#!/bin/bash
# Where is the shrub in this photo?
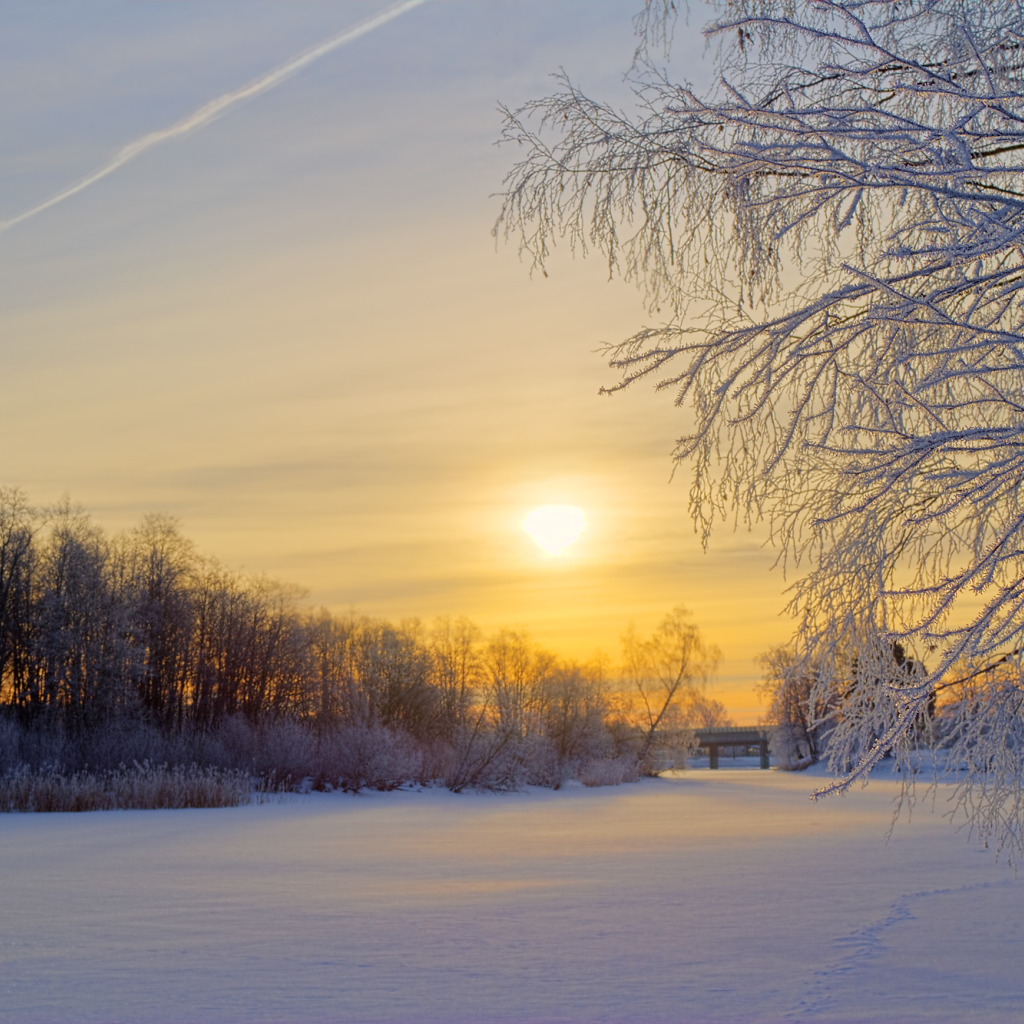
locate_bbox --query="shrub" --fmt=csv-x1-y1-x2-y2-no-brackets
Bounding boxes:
316,725,423,792
0,716,21,773
443,725,523,792
578,755,641,788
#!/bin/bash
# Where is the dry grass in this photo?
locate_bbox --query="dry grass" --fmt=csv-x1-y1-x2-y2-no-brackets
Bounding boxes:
0,762,253,812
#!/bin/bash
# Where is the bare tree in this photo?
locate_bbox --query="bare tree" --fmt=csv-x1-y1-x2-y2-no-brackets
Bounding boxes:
32,500,139,727
619,606,719,772
497,0,1024,850
0,489,39,720
304,609,351,735
540,660,611,772
485,628,553,741
120,514,198,730
428,616,482,739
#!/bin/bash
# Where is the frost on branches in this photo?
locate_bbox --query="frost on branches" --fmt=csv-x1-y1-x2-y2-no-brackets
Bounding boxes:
496,0,1024,853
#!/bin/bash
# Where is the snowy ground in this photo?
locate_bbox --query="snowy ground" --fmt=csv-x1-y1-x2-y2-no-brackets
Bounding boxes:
2,767,1021,1024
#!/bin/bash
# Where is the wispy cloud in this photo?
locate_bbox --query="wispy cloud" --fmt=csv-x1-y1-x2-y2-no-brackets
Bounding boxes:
0,0,426,236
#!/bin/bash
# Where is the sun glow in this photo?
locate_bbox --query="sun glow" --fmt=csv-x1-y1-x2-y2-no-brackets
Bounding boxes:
523,505,586,555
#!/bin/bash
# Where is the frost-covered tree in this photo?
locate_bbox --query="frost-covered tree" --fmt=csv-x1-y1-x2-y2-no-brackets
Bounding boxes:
496,0,1024,850
759,646,834,769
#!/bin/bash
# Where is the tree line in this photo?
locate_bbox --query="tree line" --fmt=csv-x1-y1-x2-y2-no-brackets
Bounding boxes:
0,489,727,793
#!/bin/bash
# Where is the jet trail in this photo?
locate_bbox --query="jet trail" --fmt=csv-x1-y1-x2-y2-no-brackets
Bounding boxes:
0,0,426,235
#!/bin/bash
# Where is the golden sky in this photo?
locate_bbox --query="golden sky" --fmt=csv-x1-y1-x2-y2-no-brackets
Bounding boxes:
0,1,792,719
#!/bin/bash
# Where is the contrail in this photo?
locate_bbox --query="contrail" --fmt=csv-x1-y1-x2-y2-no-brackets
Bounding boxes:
0,0,426,235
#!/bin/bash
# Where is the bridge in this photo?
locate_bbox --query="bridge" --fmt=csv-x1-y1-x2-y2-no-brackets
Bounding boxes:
693,727,771,769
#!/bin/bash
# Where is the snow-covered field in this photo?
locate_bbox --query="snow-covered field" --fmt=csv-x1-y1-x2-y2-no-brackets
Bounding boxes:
2,767,1021,1024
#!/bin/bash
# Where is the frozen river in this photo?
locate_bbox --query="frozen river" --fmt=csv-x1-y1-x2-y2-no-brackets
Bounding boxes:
2,768,1021,1023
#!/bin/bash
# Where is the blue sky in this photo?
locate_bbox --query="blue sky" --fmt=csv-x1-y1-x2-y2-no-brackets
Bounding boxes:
0,1,787,717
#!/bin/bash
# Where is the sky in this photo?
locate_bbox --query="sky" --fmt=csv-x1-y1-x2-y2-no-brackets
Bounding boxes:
0,0,790,719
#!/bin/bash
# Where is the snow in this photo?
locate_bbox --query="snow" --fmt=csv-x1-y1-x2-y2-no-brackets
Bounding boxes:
2,768,1021,1024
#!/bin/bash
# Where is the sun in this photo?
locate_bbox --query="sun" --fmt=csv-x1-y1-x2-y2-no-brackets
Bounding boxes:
523,505,586,555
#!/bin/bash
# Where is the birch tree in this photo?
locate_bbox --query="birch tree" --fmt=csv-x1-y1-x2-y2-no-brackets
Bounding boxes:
496,0,1024,850
619,606,718,772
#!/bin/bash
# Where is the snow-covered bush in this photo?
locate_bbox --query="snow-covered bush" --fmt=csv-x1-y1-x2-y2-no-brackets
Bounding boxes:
251,719,317,786
316,725,423,792
578,755,640,788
